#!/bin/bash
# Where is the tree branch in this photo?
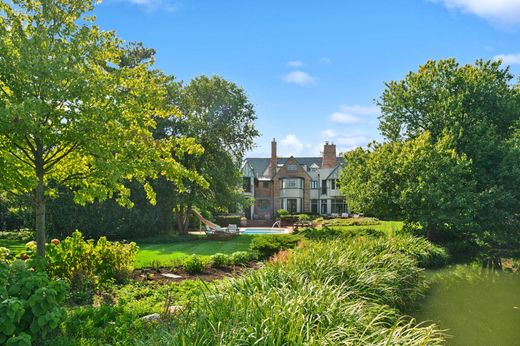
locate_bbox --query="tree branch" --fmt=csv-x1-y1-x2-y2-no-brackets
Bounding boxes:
43,143,78,172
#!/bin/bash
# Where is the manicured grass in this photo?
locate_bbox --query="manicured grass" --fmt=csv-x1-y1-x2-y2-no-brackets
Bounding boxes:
135,235,255,268
326,220,404,236
0,239,25,255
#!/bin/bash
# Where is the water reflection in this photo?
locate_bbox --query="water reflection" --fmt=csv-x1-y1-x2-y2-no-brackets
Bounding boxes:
412,264,520,345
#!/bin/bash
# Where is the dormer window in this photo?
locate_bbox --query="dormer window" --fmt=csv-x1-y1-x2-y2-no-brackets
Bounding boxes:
288,164,297,172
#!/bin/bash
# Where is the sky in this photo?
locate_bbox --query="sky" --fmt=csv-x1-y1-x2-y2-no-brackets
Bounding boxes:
93,0,520,157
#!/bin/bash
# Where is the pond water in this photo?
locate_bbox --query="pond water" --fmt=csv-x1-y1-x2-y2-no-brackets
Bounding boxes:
411,264,520,345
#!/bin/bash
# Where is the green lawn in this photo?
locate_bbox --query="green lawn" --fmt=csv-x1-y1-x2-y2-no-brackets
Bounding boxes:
0,239,26,255
135,235,255,268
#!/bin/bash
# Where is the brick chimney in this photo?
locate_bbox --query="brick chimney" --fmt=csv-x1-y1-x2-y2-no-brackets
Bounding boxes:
322,142,337,168
270,138,277,177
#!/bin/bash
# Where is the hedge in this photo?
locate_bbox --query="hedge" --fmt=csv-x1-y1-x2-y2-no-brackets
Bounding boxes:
215,216,241,227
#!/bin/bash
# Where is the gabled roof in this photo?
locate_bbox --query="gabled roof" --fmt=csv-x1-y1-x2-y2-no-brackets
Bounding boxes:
244,157,344,178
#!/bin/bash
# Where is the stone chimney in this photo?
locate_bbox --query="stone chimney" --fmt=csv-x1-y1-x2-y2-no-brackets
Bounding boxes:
322,142,337,168
270,138,277,177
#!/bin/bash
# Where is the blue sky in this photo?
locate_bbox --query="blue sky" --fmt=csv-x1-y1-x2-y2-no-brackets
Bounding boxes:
94,0,520,157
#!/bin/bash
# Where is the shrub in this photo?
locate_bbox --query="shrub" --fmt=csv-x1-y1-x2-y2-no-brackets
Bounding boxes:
0,247,13,264
230,251,256,265
26,231,138,303
215,215,241,227
250,235,301,258
323,217,380,227
297,214,311,222
0,230,35,242
211,253,231,267
300,227,386,240
183,256,204,274
276,209,289,217
0,259,68,345
279,215,299,226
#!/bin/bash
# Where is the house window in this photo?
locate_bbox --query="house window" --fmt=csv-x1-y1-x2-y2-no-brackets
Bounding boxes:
321,180,327,195
243,177,251,192
288,164,297,172
311,199,318,214
321,200,328,214
288,179,297,188
258,199,270,211
262,181,269,188
311,180,318,189
330,179,337,190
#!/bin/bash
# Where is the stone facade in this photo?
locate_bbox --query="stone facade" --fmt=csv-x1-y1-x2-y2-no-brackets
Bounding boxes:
242,139,348,220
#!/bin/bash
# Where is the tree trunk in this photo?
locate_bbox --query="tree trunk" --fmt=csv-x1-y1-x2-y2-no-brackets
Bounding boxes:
35,175,46,257
176,205,190,235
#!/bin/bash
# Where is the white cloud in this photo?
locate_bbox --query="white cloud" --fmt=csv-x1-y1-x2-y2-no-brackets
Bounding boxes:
280,134,304,156
321,129,337,139
330,104,380,124
330,112,362,124
282,70,316,86
120,0,177,12
493,52,520,65
319,57,331,64
433,0,520,26
287,60,304,67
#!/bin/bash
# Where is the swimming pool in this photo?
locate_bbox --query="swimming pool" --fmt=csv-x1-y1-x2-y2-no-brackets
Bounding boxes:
241,228,289,235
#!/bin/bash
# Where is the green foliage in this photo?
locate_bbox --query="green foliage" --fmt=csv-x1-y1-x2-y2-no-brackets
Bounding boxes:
137,236,444,344
215,215,241,227
376,58,520,245
250,234,301,258
340,132,478,238
0,0,205,256
230,251,257,265
183,255,204,274
0,247,13,264
0,260,68,345
210,253,231,267
276,209,289,217
323,217,380,227
300,227,386,240
156,76,259,233
27,231,137,303
0,231,34,243
297,214,310,222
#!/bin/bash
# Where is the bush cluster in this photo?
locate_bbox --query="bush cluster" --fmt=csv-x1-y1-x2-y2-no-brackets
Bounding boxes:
183,256,204,274
0,230,35,242
323,217,380,227
25,231,138,303
299,227,386,240
250,234,301,258
0,259,68,345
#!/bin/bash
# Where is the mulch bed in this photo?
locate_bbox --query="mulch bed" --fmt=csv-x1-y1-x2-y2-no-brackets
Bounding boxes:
133,262,263,283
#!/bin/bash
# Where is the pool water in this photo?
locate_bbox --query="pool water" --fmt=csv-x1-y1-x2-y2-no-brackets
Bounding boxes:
241,228,289,235
410,264,520,345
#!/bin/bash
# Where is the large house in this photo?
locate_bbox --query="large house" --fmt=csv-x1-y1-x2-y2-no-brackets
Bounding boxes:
242,139,348,220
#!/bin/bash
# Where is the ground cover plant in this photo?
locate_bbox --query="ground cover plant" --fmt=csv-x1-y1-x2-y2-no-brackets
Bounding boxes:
0,259,68,345
129,234,446,345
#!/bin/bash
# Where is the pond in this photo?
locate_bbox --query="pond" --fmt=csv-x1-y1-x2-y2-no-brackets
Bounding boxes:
411,264,520,345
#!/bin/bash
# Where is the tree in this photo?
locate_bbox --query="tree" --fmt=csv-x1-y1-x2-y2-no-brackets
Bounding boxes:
156,76,259,234
0,0,202,255
377,59,520,243
340,132,478,240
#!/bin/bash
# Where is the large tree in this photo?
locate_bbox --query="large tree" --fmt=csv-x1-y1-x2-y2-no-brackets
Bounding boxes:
0,0,201,255
376,59,520,244
156,76,259,234
340,132,477,239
